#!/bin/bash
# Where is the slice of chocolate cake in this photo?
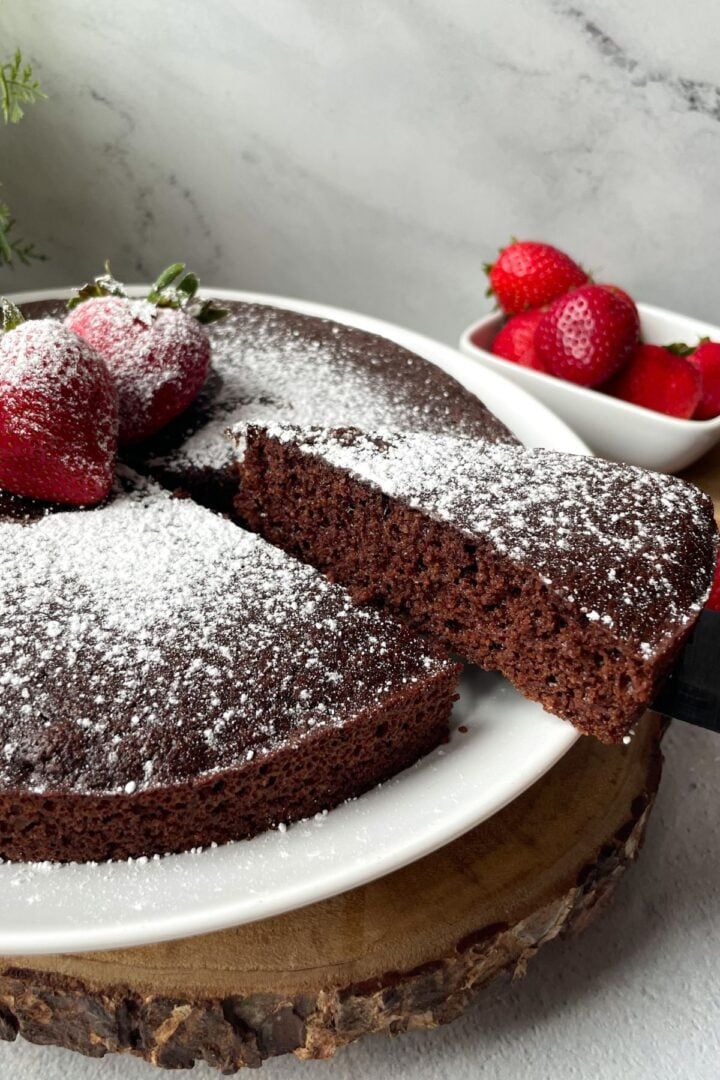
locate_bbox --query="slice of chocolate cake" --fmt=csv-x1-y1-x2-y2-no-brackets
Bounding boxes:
0,472,458,863
235,424,718,743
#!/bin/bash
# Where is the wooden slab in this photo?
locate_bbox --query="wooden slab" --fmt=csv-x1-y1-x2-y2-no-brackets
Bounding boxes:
0,715,663,1072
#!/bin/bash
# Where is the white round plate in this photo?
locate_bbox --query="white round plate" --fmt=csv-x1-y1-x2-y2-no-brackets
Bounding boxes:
0,288,589,956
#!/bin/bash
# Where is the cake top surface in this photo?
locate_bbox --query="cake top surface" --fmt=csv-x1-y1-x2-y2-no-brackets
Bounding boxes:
246,424,718,654
0,472,449,797
128,300,517,480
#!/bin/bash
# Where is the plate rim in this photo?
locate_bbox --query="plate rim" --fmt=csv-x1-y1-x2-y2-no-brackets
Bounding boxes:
0,286,585,955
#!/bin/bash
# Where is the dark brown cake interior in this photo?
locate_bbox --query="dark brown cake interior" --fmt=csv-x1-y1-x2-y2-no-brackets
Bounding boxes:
0,671,454,863
236,426,718,743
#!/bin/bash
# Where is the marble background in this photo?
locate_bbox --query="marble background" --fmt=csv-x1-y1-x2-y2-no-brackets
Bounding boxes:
2,3,720,1078
3,0,720,343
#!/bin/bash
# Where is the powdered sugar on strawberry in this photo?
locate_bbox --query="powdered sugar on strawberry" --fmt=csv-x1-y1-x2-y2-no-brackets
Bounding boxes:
66,296,210,445
0,319,117,505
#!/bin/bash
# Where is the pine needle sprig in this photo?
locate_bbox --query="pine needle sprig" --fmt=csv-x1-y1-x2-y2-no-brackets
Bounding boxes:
1,48,46,124
0,201,46,266
1,49,46,266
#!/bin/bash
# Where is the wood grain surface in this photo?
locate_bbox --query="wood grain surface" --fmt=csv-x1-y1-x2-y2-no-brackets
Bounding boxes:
0,715,663,1071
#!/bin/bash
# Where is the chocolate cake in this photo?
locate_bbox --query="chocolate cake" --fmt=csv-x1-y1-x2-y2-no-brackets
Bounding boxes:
132,301,518,508
0,472,458,863
235,424,718,743
0,296,513,864
6,293,714,865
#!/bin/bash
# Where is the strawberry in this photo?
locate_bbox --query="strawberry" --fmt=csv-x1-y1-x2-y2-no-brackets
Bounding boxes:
485,241,587,315
605,344,701,418
488,309,546,370
601,284,640,335
688,339,720,420
705,551,720,611
0,298,118,505
65,263,227,445
535,284,639,387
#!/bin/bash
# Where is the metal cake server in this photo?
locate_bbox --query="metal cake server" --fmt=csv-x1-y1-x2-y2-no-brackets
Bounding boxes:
654,609,720,733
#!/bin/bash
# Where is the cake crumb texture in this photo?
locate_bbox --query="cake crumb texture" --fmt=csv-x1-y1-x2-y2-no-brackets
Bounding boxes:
235,425,718,742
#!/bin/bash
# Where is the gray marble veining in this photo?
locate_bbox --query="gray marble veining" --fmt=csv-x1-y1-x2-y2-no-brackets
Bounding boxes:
1,4,720,1078
2,0,720,343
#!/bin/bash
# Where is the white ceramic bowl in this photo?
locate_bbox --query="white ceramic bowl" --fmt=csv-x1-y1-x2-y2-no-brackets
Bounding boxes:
460,302,720,473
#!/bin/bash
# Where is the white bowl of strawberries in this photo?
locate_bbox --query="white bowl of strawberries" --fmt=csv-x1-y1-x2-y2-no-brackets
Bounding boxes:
460,241,720,473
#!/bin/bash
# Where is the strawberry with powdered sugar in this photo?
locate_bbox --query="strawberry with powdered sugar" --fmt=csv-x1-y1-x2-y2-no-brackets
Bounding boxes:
0,298,118,505
66,263,227,445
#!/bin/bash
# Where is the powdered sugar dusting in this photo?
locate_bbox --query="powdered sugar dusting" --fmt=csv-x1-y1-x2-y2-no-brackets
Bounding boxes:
1,320,85,391
0,319,117,502
65,296,209,443
0,471,448,797
254,425,717,653
148,302,514,479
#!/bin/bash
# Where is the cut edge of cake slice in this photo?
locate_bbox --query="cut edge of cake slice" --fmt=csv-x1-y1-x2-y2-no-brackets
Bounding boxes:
0,470,459,863
232,423,718,744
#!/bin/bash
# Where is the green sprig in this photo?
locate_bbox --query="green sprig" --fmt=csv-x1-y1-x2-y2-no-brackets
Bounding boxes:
0,201,46,267
1,49,46,268
1,48,46,124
